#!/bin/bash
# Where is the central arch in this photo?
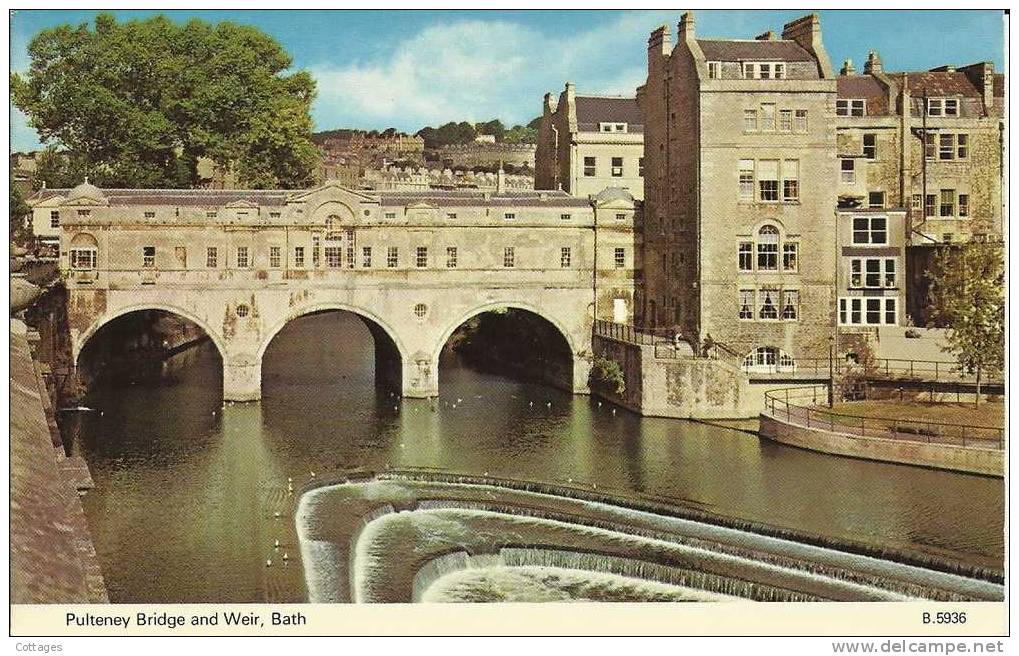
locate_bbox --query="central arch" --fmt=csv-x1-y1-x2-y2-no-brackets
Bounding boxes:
258,303,409,394
433,301,579,393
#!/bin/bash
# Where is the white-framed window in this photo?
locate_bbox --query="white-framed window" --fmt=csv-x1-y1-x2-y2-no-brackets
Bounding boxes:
446,246,457,268
446,212,457,219
503,246,515,268
840,158,856,183
206,246,218,268
738,289,754,320
851,216,887,245
707,61,721,79
70,248,97,270
781,290,799,320
294,246,304,268
237,246,250,269
839,297,897,325
324,246,342,268
779,109,793,132
927,98,959,117
794,109,808,132
561,246,571,268
560,213,571,221
939,189,956,217
614,247,625,268
925,194,937,218
782,159,799,202
77,209,91,217
744,109,758,132
362,246,371,268
936,133,969,160
584,156,596,176
756,225,779,270
958,194,970,217
387,246,398,268
757,159,779,201
738,159,755,201
738,242,753,271
760,103,776,131
868,191,886,209
269,246,281,268
742,346,795,373
783,242,798,271
144,211,156,219
312,236,321,267
611,157,623,177
143,246,156,268
416,246,428,268
743,62,785,79
504,212,516,220
850,258,897,288
863,133,877,159
384,212,396,220
50,211,60,228
836,99,866,117
758,288,780,320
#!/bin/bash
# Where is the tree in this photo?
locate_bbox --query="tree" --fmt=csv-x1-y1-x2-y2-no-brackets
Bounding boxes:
926,241,1004,405
475,119,505,140
10,177,32,245
12,13,319,189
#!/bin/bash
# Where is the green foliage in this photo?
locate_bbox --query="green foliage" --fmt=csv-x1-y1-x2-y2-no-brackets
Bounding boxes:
416,121,477,149
589,355,625,396
12,13,318,189
926,242,1005,401
475,119,505,139
502,123,538,144
10,177,32,245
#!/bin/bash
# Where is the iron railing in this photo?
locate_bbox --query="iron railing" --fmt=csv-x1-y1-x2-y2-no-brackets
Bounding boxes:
763,385,1003,451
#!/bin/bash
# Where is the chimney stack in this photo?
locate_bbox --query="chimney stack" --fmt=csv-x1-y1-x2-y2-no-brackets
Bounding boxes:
841,59,856,76
755,30,776,41
864,50,883,74
496,163,506,194
782,13,833,78
648,24,672,60
678,11,695,43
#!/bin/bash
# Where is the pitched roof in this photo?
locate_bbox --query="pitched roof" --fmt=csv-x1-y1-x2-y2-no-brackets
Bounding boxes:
574,96,643,130
837,75,890,115
896,71,983,97
697,38,815,62
32,188,291,207
379,189,591,207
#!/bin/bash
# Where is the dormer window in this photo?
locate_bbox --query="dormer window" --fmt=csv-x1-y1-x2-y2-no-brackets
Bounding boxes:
707,61,721,79
599,122,628,133
742,62,785,79
927,98,959,117
837,99,866,117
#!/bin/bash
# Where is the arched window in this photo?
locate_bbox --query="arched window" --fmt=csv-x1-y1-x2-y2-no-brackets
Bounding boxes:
742,346,796,374
325,214,342,241
756,225,779,270
69,232,98,270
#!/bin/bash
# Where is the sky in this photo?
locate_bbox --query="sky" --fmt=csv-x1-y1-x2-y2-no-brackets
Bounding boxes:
9,9,1006,152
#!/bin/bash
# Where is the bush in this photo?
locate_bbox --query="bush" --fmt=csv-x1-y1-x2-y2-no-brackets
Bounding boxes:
589,355,625,395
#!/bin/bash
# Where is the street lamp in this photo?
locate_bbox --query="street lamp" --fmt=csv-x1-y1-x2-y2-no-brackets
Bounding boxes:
828,334,835,408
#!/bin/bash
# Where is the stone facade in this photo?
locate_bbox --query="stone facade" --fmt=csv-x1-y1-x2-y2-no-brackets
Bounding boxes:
535,84,645,200
437,142,536,170
835,53,1004,244
38,180,639,402
360,165,533,192
638,12,838,374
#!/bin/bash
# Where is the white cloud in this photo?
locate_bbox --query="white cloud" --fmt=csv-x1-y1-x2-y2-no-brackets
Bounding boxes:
308,11,680,131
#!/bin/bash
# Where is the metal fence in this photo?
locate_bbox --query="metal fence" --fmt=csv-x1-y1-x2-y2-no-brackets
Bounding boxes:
792,357,1002,384
763,385,1004,451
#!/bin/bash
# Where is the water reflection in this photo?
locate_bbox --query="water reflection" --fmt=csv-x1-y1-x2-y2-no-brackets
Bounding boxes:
69,311,1004,602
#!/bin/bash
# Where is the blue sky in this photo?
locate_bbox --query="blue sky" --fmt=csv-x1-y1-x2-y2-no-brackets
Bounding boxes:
10,9,1005,151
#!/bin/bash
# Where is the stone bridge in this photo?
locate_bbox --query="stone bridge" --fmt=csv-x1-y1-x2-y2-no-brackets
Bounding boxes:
51,181,639,401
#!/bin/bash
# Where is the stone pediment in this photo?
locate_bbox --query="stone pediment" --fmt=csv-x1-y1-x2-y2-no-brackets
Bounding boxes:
32,194,67,208
406,201,439,211
288,181,379,206
225,199,260,209
59,195,109,207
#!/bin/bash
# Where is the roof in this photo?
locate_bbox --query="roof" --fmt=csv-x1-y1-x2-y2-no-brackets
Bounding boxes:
697,38,815,62
837,75,890,115
379,189,591,208
896,71,983,98
30,188,291,207
574,96,643,130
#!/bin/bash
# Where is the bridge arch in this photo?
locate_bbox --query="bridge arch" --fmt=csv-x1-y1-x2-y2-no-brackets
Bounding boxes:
257,302,410,363
74,303,227,365
432,301,579,365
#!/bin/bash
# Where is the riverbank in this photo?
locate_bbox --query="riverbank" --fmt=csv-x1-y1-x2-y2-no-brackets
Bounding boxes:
10,318,107,603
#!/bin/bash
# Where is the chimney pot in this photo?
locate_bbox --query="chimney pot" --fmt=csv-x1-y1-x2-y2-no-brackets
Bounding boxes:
841,59,856,76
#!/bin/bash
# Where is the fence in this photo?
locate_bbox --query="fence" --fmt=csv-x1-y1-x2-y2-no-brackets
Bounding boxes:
763,385,1003,451
793,357,1002,384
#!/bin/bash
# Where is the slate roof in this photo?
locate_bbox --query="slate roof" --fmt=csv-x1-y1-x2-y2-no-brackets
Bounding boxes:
574,96,644,132
697,38,815,62
837,75,890,115
897,71,984,97
29,188,291,207
379,189,591,207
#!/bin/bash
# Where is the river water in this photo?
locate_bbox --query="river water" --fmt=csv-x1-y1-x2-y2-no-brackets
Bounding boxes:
66,312,1004,602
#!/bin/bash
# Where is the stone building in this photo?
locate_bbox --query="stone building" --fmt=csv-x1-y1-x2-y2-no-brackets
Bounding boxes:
437,142,536,171
835,52,1004,243
836,208,908,339
361,165,533,192
835,53,1004,324
35,180,638,400
638,11,838,372
535,83,645,200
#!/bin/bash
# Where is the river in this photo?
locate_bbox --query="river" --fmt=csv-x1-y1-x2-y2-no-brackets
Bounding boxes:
64,311,1004,602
